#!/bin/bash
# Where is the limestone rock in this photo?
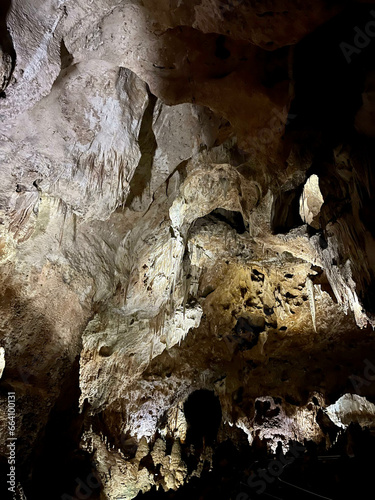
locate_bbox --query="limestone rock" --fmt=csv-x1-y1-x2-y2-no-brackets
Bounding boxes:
1,2,375,499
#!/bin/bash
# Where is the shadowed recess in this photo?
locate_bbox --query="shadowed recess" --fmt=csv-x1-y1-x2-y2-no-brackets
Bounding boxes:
184,390,222,447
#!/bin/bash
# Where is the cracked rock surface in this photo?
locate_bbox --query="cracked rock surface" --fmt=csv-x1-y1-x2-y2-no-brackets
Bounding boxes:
2,1,375,499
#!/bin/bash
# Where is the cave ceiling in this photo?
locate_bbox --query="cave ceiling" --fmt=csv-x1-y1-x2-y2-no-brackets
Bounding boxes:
2,1,375,499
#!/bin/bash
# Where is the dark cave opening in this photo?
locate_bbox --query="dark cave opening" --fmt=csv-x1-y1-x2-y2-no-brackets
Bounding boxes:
204,208,248,234
271,187,304,235
184,390,222,447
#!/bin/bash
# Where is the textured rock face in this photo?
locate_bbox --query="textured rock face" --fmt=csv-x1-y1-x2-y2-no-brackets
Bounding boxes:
2,1,375,499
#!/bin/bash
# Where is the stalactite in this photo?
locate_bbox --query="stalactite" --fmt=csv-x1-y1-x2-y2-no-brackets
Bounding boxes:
306,276,317,333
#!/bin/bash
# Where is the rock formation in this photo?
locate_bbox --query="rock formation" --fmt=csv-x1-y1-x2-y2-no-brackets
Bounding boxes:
1,1,375,499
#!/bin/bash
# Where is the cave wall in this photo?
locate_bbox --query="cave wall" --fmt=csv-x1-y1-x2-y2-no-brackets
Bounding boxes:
2,1,375,499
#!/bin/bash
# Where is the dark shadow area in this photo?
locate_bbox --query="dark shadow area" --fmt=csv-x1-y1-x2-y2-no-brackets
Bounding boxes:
231,316,264,351
194,208,248,234
23,358,101,500
271,187,304,234
0,283,97,500
136,426,375,499
288,3,375,144
209,208,247,234
60,38,73,71
0,0,16,91
184,390,222,447
125,86,158,210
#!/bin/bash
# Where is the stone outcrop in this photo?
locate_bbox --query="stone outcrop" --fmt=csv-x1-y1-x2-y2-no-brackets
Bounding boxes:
2,1,375,499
